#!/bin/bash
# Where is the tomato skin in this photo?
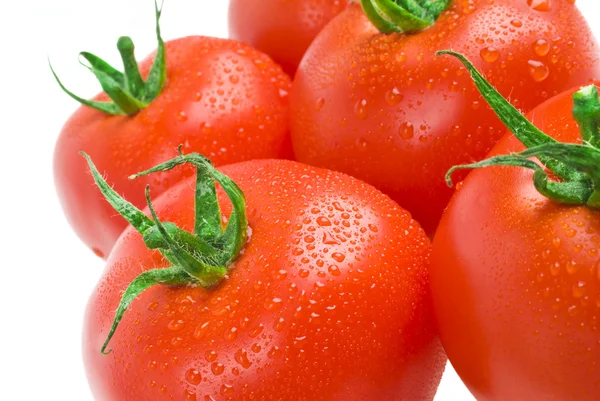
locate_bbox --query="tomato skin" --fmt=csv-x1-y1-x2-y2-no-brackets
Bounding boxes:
290,1,600,235
83,159,446,400
54,37,292,259
430,86,600,401
228,0,346,76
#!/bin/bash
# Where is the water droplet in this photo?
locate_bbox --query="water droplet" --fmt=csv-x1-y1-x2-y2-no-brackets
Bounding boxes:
315,98,325,111
274,317,286,332
552,237,561,248
185,368,202,385
267,346,282,359
533,39,550,56
251,343,262,353
249,323,263,338
317,216,332,227
550,262,560,276
528,60,550,82
234,349,253,369
527,0,551,12
368,224,379,233
299,268,310,278
331,253,346,263
193,322,210,339
573,281,586,299
148,301,159,311
399,122,414,140
323,232,340,245
328,265,341,276
480,47,500,63
168,319,185,331
385,88,403,106
566,260,578,275
211,362,225,376
176,111,188,122
225,327,238,342
229,75,239,84
510,19,523,28
149,380,156,388
205,350,218,362
184,390,197,401
265,297,283,311
220,384,234,395
354,99,368,120
396,52,407,63
92,248,104,258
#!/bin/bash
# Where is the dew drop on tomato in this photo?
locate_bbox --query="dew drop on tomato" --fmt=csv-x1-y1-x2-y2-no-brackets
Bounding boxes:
184,389,197,401
398,122,414,140
528,60,550,82
533,39,550,56
480,47,501,63
315,97,325,111
210,362,224,376
354,99,368,120
527,0,551,11
185,368,202,385
385,87,403,106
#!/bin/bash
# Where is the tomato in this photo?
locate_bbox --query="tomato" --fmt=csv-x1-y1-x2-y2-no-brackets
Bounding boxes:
431,64,600,399
290,0,600,235
53,8,292,260
83,155,446,400
228,0,347,76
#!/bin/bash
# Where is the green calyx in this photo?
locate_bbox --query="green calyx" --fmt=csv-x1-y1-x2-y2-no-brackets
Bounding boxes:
82,148,247,354
440,50,600,209
50,0,167,116
360,0,452,34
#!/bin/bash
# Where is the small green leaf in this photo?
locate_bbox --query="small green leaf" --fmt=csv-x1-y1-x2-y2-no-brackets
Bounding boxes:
79,52,125,87
117,36,146,99
81,152,154,234
437,50,584,183
101,267,189,355
50,60,124,115
143,0,167,103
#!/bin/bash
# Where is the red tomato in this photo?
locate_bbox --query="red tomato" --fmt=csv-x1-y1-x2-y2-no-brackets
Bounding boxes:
228,0,347,76
54,36,292,259
84,158,446,400
431,85,600,400
291,1,600,234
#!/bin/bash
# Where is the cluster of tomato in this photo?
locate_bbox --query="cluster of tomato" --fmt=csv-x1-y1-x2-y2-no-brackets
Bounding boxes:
53,1,600,400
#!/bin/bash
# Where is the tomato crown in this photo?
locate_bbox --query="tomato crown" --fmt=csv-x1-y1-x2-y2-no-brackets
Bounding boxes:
82,148,248,354
360,0,451,34
442,51,600,209
50,0,166,116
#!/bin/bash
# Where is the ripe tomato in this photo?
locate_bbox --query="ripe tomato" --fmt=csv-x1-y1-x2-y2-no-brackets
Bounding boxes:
54,20,292,259
228,0,347,76
431,81,600,399
291,0,600,234
83,157,446,400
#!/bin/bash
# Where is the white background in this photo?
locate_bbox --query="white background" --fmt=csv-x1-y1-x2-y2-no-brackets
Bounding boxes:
1,1,598,400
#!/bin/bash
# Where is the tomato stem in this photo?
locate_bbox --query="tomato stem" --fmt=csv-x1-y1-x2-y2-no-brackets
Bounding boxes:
440,50,600,209
50,0,166,116
573,85,600,149
81,149,248,354
360,0,451,34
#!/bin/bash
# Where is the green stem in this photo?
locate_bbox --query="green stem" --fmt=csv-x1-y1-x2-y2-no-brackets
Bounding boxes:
101,267,189,355
83,149,248,354
573,85,600,148
439,51,600,209
117,36,146,99
360,0,451,34
51,0,166,116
